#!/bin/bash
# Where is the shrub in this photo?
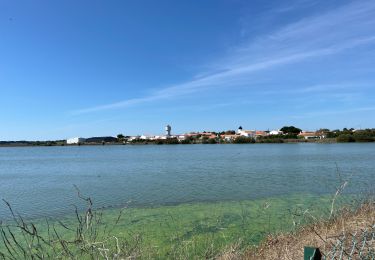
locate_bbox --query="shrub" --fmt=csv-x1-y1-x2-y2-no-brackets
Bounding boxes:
258,138,284,143
233,136,255,144
353,134,374,142
207,138,217,144
180,139,192,144
336,134,355,143
164,138,179,144
155,139,164,145
201,136,209,144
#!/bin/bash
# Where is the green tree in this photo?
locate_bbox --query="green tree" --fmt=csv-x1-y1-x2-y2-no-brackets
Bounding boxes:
280,126,302,135
317,128,330,133
117,134,127,143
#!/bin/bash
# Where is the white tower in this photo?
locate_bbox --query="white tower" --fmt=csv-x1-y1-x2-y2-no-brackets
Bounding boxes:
165,125,171,137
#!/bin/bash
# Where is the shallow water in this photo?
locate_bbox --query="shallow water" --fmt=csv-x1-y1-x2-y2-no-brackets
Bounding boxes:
0,143,374,219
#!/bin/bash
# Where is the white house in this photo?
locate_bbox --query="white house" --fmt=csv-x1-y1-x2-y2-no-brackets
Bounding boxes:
140,135,155,140
66,137,86,144
221,134,239,141
269,130,283,135
237,126,256,137
128,136,140,141
298,131,326,139
177,135,187,140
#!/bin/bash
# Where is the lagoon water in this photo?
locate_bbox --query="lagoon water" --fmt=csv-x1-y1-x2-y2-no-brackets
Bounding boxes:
0,143,374,219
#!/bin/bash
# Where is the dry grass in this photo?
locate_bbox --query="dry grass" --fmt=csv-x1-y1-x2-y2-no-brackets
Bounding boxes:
219,202,375,260
0,187,140,260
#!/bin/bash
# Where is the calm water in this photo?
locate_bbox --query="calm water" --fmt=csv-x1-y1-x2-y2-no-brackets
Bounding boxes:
0,143,374,219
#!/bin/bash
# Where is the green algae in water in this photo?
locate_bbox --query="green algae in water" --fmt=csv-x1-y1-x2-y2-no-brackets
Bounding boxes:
0,193,356,259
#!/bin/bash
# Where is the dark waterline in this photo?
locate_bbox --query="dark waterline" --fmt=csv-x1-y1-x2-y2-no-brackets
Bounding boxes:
0,143,374,219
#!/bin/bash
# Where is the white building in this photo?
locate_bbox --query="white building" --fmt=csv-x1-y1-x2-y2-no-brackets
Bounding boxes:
237,126,256,137
140,135,156,140
298,131,324,139
269,130,283,135
222,134,239,141
128,136,140,141
177,135,186,140
66,137,86,144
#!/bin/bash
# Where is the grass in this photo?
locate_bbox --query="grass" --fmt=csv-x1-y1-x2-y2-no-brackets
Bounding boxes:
0,192,357,259
228,200,375,259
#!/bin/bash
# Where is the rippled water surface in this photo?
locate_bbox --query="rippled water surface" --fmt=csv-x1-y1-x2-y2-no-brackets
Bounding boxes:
0,143,374,218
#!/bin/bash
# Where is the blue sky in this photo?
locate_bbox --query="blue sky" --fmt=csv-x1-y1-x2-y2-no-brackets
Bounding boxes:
1,0,375,140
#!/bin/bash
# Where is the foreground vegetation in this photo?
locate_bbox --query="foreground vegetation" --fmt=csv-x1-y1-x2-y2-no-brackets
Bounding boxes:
229,201,375,259
0,192,357,259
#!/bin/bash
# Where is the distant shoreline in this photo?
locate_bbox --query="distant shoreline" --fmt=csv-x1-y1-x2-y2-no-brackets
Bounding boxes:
2,128,374,147
0,138,345,147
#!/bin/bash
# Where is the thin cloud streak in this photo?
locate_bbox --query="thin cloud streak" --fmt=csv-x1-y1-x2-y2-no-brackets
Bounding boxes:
262,82,373,95
72,0,375,115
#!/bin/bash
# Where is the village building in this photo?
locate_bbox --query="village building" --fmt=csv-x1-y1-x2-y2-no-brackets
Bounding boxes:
200,132,217,139
298,131,326,139
184,132,217,139
237,126,256,137
269,130,283,135
66,137,86,144
255,131,269,137
177,135,187,141
221,134,239,141
185,132,200,138
140,135,156,140
128,136,141,141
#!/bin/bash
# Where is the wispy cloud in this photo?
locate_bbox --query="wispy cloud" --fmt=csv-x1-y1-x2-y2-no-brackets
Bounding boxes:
72,0,375,115
262,82,373,95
